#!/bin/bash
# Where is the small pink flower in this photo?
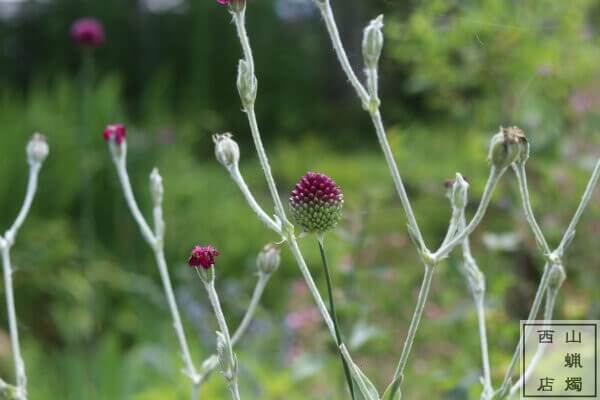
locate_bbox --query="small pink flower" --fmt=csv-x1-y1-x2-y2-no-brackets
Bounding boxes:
103,124,127,145
71,18,105,48
188,245,220,269
216,0,229,4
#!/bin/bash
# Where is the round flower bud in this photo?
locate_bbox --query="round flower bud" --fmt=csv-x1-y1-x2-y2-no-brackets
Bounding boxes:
445,173,469,210
188,244,220,269
71,18,105,48
487,126,528,170
289,172,344,233
363,15,384,69
256,244,281,275
213,133,240,169
26,133,49,165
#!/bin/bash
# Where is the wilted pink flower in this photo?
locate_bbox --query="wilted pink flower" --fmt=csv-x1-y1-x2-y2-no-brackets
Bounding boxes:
188,245,220,269
102,124,127,145
71,18,105,48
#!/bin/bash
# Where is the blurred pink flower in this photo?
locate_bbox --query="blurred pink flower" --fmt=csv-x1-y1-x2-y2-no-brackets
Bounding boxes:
188,245,220,269
102,124,127,145
71,18,105,48
285,307,319,330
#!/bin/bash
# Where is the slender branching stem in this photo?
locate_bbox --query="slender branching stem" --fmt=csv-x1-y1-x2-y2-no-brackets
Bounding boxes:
231,273,270,346
1,249,26,400
109,145,201,391
369,110,426,251
229,165,281,234
458,214,493,398
0,160,43,400
200,272,241,400
317,235,356,400
228,5,365,382
390,264,435,384
498,159,600,399
512,163,551,255
557,159,600,255
314,1,370,105
434,167,504,261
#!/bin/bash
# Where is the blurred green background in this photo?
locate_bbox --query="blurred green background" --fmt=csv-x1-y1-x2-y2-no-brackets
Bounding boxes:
0,0,599,398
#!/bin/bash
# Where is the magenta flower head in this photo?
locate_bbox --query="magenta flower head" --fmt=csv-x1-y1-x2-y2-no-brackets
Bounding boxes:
216,0,245,11
102,124,127,145
289,172,344,233
188,245,220,269
71,18,105,48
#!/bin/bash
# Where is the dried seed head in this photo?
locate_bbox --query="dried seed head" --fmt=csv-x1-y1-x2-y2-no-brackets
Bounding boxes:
488,126,528,169
289,172,344,233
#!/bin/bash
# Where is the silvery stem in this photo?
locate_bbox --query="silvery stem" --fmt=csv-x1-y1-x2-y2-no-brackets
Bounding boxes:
111,150,200,388
113,152,155,247
313,1,370,105
390,264,435,384
197,273,272,385
202,277,241,400
1,248,26,400
0,161,43,400
512,163,551,255
370,110,426,251
496,263,551,398
509,278,560,397
4,163,40,244
231,273,270,345
458,215,492,398
557,159,600,255
229,165,281,235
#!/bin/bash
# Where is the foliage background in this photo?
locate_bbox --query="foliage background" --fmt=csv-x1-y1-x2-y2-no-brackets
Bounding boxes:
0,0,599,398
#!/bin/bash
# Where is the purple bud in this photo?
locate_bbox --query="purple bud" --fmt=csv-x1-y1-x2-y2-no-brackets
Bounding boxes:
71,18,105,48
289,172,344,233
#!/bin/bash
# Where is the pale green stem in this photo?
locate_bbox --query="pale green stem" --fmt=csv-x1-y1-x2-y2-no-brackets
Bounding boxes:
0,161,43,400
314,1,370,105
512,163,551,255
317,235,356,400
202,275,241,400
1,248,26,400
369,110,426,251
557,159,600,255
458,214,492,398
496,263,551,398
110,146,200,389
231,273,270,345
390,264,435,384
229,165,281,234
508,272,562,398
197,273,272,387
